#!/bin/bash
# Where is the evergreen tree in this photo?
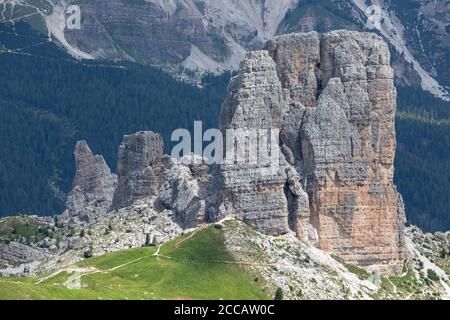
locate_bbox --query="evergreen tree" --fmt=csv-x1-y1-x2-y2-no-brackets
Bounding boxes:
274,287,283,300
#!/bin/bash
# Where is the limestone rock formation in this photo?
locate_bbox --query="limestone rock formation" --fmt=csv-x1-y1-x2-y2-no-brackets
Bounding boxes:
65,141,117,222
157,156,208,229
218,30,406,274
64,131,208,229
217,50,310,236
111,131,164,209
57,30,406,275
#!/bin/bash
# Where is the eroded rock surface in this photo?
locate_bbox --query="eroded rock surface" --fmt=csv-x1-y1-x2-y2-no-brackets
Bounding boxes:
157,156,208,229
0,241,46,266
64,141,117,222
216,51,310,236
217,30,406,274
50,30,406,276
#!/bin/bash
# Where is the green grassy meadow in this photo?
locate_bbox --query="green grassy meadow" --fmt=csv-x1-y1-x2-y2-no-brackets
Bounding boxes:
0,226,269,300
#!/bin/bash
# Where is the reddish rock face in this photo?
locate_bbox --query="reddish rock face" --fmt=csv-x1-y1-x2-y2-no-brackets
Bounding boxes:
271,31,405,275
219,30,406,275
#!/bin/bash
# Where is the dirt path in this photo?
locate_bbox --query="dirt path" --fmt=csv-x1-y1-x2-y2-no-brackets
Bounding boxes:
35,247,162,286
153,245,161,256
153,252,275,267
385,278,397,294
35,269,67,285
439,280,450,300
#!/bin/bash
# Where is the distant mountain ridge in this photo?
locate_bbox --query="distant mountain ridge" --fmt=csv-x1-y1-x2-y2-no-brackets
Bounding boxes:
1,0,449,100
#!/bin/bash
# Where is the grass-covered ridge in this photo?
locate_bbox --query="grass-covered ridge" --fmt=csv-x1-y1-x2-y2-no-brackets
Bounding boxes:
0,226,270,300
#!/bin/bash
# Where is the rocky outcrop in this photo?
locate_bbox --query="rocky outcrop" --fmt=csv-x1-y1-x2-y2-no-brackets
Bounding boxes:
108,132,207,229
157,156,208,229
65,131,208,229
217,51,310,236
217,30,406,275
65,141,117,222
111,131,164,209
0,241,46,268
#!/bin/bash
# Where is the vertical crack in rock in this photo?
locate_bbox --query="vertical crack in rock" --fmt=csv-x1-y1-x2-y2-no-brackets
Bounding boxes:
60,30,406,276
156,155,209,229
313,31,403,275
265,31,321,108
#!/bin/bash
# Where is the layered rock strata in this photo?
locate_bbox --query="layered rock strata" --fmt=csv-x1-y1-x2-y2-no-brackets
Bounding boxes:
217,51,310,237
61,31,406,275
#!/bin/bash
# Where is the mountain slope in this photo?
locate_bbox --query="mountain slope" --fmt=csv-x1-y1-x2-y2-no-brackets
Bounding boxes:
389,0,450,91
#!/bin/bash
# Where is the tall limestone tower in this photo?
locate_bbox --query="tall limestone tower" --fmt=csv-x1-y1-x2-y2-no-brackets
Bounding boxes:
217,31,406,275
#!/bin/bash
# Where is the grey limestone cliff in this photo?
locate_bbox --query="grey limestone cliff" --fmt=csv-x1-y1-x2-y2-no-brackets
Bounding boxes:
64,141,117,222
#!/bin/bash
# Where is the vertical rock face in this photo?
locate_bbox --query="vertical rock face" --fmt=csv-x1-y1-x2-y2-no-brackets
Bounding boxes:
65,141,117,221
111,131,164,209
60,30,405,275
219,51,285,130
303,31,404,275
266,32,321,108
217,51,310,236
219,30,406,274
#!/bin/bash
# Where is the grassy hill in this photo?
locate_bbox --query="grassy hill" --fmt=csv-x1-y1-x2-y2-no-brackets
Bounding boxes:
0,226,270,300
